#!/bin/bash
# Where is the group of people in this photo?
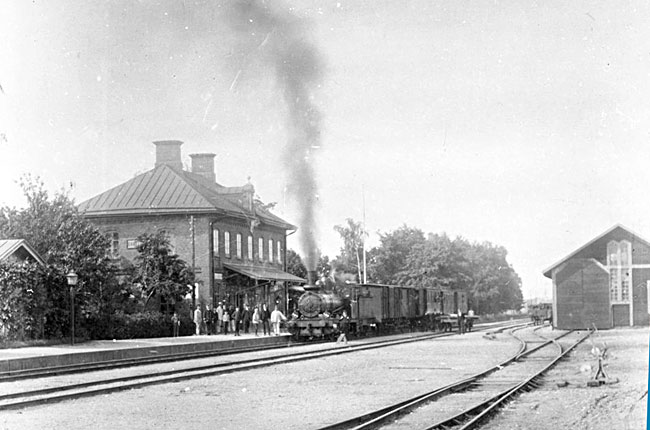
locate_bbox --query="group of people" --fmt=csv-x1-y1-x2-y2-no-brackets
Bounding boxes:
174,303,287,337
456,308,475,334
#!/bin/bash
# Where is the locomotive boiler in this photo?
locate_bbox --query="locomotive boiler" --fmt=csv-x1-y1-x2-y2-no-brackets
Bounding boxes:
286,273,349,339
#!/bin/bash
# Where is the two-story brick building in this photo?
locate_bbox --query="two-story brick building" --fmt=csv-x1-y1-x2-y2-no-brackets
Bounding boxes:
543,224,650,329
78,140,305,310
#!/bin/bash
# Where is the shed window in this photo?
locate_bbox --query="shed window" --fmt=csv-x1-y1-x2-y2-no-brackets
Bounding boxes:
608,240,631,303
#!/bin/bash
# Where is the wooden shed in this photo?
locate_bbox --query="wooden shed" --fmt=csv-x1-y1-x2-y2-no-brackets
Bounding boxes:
543,224,650,329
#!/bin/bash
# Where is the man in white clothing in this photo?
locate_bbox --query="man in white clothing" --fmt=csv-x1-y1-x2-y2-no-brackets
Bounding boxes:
270,305,286,335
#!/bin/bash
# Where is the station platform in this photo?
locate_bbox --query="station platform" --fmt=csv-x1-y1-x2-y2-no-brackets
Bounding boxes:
0,332,291,373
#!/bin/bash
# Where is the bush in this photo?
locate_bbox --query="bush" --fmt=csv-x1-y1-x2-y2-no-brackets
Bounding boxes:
0,262,47,342
83,311,196,340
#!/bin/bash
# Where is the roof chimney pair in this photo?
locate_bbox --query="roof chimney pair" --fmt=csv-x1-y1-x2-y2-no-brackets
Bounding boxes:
153,140,216,183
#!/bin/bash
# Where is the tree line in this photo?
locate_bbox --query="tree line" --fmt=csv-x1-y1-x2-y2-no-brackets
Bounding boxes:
287,219,523,315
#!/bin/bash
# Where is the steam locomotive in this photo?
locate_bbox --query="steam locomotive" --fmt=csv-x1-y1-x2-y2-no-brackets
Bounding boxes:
286,273,471,340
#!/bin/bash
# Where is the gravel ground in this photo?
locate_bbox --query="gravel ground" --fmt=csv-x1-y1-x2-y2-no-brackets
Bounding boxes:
0,326,646,430
481,326,649,430
0,332,519,430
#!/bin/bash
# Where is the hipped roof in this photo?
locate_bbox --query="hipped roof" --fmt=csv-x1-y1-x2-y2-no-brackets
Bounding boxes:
78,164,294,230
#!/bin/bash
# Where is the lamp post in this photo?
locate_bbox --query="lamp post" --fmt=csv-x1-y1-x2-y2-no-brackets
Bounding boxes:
66,272,78,346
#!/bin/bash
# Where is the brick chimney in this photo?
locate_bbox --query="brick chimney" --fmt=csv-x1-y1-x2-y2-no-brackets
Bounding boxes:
189,153,216,183
153,140,183,170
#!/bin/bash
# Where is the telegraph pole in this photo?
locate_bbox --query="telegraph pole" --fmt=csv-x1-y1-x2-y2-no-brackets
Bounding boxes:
362,184,367,284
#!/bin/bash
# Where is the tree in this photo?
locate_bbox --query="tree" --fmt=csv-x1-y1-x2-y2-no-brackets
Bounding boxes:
368,225,426,284
398,233,470,290
461,241,523,313
132,232,194,310
286,249,333,287
0,176,117,338
285,249,307,280
333,218,366,282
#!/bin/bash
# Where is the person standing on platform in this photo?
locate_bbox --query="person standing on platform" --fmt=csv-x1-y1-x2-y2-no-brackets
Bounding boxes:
222,308,230,335
252,306,261,336
270,305,286,336
233,307,241,336
261,303,271,336
216,302,224,334
193,306,202,336
171,312,180,337
229,305,236,333
242,304,251,334
204,304,214,335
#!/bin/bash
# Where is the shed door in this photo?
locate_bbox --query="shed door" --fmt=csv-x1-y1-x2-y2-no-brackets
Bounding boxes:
612,304,630,327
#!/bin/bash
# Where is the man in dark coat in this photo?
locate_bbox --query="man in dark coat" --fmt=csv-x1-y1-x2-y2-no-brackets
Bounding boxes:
232,307,241,336
204,305,214,335
260,303,271,335
242,304,251,334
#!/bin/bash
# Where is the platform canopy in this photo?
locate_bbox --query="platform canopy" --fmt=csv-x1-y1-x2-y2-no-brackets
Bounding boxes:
223,262,306,283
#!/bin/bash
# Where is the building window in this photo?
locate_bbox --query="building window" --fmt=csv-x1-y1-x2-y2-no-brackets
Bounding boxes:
212,229,219,256
268,239,273,263
277,241,282,264
224,231,230,257
158,229,175,252
258,237,264,262
126,239,141,249
106,232,119,259
236,233,242,259
608,240,631,303
247,235,253,260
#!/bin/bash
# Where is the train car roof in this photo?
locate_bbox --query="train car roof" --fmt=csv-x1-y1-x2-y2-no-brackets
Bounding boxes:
358,283,422,289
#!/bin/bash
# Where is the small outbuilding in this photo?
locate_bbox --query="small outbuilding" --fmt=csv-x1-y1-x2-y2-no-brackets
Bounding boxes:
543,224,650,329
0,239,45,266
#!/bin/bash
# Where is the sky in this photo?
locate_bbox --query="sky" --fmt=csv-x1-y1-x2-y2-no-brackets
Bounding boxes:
2,1,650,300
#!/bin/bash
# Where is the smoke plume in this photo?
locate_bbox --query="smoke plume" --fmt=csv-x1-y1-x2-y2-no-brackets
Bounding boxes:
228,1,324,270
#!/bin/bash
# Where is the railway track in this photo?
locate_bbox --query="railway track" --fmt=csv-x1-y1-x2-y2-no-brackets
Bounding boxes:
0,319,526,383
315,325,590,430
0,320,528,411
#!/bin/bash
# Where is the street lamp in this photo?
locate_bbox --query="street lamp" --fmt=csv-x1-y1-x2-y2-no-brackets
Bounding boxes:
66,272,78,346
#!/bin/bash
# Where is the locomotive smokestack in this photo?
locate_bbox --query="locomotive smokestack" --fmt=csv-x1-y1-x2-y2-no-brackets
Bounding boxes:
307,270,318,286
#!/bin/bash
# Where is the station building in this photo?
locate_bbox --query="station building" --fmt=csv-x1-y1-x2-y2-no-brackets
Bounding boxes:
78,140,305,310
543,224,650,329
